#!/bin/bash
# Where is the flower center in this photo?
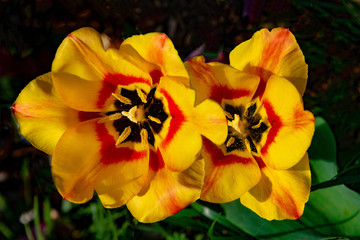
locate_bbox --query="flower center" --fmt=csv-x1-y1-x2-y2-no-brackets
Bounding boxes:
122,105,145,123
104,87,168,147
224,102,268,153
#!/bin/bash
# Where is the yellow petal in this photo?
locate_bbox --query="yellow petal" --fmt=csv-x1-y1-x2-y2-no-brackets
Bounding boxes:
52,27,152,112
240,153,311,220
257,75,315,170
155,77,227,172
52,119,148,205
121,32,189,84
11,73,90,155
127,150,204,223
200,137,261,203
185,56,260,105
230,28,308,97
193,99,228,146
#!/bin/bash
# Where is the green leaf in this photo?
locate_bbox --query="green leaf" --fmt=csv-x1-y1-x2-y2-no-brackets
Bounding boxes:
221,117,360,238
222,201,324,240
308,116,337,185
302,117,360,236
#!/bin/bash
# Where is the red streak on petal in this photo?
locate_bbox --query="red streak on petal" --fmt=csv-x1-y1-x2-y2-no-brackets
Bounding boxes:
158,34,167,48
272,190,301,219
250,29,291,99
149,69,163,85
159,88,186,147
260,29,290,73
261,100,283,155
149,149,165,171
97,73,151,108
209,85,251,104
293,105,314,129
166,194,183,216
96,80,117,109
95,122,147,165
78,111,102,122
104,73,150,86
253,155,266,169
203,137,252,166
252,77,266,99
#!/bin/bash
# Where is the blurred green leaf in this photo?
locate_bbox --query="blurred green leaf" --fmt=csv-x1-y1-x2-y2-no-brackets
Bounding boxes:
208,212,221,238
33,196,45,240
221,117,360,239
0,222,12,239
43,197,53,237
191,202,247,235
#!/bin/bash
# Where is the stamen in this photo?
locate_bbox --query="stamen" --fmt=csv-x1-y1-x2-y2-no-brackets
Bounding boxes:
122,106,138,123
224,111,233,120
98,112,122,123
244,138,252,154
136,87,147,103
148,115,161,124
112,93,132,105
245,102,257,118
116,126,131,146
109,112,123,121
251,120,262,129
226,137,235,147
140,128,148,147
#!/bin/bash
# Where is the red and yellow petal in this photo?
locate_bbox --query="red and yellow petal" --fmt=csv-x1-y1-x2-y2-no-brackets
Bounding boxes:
52,27,152,112
193,99,228,146
121,32,189,85
185,56,260,105
257,75,315,170
126,149,204,223
11,73,98,155
155,77,227,172
200,137,261,203
51,118,148,206
230,28,308,98
240,153,311,220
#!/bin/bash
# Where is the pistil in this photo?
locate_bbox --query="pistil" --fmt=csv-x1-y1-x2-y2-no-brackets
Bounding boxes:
228,114,246,135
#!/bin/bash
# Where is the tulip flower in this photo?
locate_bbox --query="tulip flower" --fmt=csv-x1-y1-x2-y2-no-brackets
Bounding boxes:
185,28,314,220
12,27,228,223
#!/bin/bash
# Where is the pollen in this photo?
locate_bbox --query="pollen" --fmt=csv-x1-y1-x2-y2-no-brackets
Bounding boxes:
251,120,262,129
226,137,235,147
116,126,131,146
148,115,161,124
112,92,132,105
224,110,233,120
136,87,147,103
98,112,122,123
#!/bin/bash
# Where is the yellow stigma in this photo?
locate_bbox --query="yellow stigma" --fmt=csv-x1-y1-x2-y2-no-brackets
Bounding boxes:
122,106,145,123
